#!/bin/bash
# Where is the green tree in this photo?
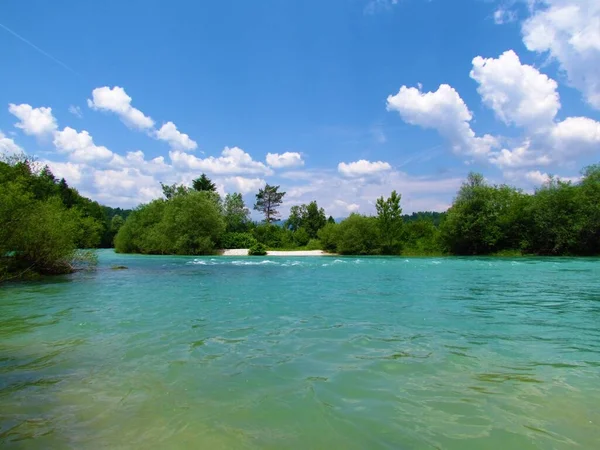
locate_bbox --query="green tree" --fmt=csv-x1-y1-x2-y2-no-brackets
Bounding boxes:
254,184,286,223
161,182,190,200
287,201,327,238
115,191,225,255
335,214,380,255
376,190,403,254
224,192,250,232
192,173,217,192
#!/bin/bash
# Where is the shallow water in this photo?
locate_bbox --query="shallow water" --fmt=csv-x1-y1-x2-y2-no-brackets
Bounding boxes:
1,250,599,449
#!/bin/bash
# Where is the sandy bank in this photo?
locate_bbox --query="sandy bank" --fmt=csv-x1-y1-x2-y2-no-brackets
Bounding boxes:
220,249,331,256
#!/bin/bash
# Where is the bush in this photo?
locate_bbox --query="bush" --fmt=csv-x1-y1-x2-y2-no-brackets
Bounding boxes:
248,243,267,256
305,239,322,250
221,232,257,249
115,191,225,255
317,223,339,252
293,227,310,246
336,214,380,255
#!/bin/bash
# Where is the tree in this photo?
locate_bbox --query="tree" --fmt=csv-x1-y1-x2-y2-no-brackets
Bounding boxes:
335,214,380,255
111,215,125,233
327,216,336,225
161,182,190,200
376,190,403,254
286,201,327,238
115,191,225,255
224,192,250,232
192,173,217,192
254,184,285,223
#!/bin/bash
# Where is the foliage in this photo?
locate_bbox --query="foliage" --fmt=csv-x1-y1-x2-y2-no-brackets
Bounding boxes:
248,243,267,256
376,190,403,254
221,232,257,249
115,191,225,255
161,182,190,200
254,184,286,223
252,223,294,248
293,227,310,246
287,201,327,238
317,222,339,252
305,239,322,250
192,173,217,192
335,214,380,255
224,192,251,232
0,156,102,281
439,173,528,255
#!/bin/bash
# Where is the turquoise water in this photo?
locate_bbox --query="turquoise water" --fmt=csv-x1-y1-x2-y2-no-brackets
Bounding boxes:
1,251,600,449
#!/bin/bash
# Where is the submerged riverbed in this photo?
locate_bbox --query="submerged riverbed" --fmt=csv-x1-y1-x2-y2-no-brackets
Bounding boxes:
1,250,599,449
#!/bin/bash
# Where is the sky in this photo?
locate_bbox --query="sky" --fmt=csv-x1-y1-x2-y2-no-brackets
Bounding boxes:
1,0,599,218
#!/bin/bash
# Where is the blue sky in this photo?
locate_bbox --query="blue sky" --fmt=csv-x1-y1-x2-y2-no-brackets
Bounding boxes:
1,0,599,217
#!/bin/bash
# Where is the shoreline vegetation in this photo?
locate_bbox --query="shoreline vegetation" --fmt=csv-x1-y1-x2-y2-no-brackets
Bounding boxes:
2,153,600,282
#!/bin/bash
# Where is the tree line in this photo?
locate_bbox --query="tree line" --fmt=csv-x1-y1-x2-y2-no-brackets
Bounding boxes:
0,155,130,281
3,151,600,281
115,164,600,257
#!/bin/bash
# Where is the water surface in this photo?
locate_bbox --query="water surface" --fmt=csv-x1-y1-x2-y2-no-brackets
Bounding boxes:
1,251,599,449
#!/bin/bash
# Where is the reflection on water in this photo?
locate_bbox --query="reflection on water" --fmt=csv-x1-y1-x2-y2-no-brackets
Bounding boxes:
1,251,599,449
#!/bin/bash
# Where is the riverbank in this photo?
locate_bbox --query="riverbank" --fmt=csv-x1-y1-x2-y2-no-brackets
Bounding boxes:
220,249,332,256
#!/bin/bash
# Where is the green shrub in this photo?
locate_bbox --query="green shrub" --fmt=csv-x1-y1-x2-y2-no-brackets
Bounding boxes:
305,239,322,250
293,227,310,246
248,243,267,256
336,214,380,255
317,223,339,252
221,232,257,249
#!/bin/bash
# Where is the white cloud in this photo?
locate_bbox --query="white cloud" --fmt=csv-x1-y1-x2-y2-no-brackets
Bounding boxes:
525,169,551,185
280,168,462,218
522,0,600,109
266,152,304,168
494,8,518,24
222,176,265,194
87,86,155,129
170,147,273,176
338,159,392,177
551,116,600,151
470,50,560,130
8,103,58,136
0,131,24,155
387,84,498,157
334,199,360,213
44,161,84,184
68,105,83,118
154,121,197,151
53,127,114,163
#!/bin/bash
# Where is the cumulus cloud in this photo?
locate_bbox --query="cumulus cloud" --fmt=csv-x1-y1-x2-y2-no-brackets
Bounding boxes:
222,176,265,194
334,199,360,213
0,131,24,155
522,0,600,110
53,127,114,163
468,50,600,169
8,103,58,136
470,50,560,130
387,84,498,157
338,159,392,177
88,86,155,129
525,170,551,185
170,147,273,176
266,152,304,168
154,121,197,151
282,168,461,218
